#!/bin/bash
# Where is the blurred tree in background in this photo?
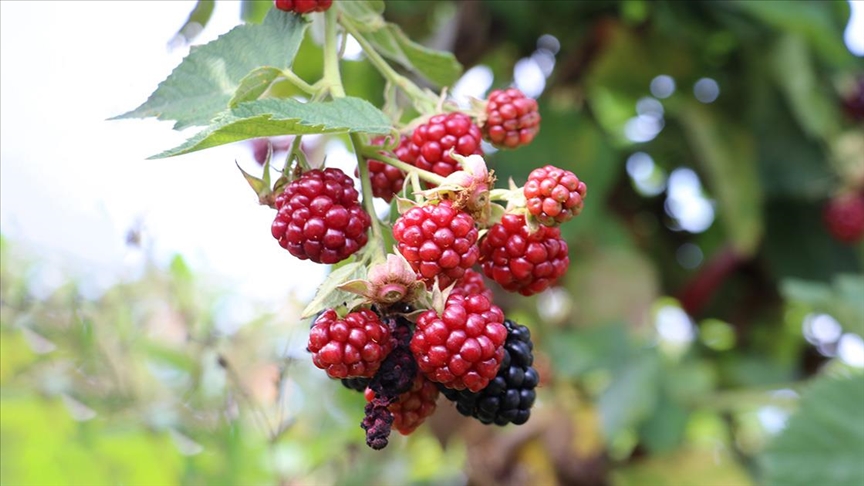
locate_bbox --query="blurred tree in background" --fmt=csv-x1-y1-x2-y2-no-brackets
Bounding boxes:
2,1,863,485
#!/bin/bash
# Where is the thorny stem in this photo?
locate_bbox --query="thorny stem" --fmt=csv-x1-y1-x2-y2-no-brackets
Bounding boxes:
358,147,447,187
339,19,437,112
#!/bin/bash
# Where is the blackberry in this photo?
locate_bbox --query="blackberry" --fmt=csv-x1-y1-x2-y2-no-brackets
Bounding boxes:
439,319,538,426
341,377,370,393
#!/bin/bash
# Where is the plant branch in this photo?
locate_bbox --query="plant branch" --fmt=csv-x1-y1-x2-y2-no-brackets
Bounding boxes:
339,19,437,111
323,8,346,99
279,69,317,95
358,146,446,187
351,133,387,260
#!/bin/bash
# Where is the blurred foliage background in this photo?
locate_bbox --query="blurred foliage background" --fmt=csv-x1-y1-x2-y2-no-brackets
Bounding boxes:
2,1,864,485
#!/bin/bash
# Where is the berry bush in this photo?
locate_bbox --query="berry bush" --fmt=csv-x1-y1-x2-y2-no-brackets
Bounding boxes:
105,1,863,483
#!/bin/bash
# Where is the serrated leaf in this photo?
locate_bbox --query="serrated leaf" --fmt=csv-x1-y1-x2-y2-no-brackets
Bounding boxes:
150,97,391,159
229,67,285,108
301,263,367,319
360,22,462,87
113,9,307,130
678,103,763,256
760,375,864,486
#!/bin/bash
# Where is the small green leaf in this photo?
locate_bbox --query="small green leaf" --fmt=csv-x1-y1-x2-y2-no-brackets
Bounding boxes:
302,263,367,319
229,67,285,108
113,9,308,130
760,375,864,486
678,103,763,256
150,97,391,159
353,21,462,87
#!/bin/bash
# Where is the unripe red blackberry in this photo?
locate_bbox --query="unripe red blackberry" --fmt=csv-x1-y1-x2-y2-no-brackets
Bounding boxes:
274,0,332,14
404,113,483,180
307,309,394,379
479,213,569,296
392,201,480,289
271,168,371,264
410,293,507,392
482,88,541,149
356,137,409,203
439,319,538,426
824,192,864,243
524,165,587,226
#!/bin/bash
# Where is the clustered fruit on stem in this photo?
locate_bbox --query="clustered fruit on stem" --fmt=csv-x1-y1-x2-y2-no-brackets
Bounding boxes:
255,1,589,450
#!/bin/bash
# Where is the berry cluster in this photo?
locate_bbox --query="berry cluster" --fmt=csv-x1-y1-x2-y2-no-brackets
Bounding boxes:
255,81,584,449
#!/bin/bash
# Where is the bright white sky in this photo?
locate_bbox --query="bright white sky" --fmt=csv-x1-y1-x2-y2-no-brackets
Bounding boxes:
0,1,326,307
1,1,862,311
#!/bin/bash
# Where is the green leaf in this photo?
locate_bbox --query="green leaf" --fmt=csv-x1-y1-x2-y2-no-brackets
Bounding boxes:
172,0,215,45
678,102,763,256
229,67,286,108
301,262,367,319
150,97,391,159
598,351,661,441
113,9,308,130
770,35,841,142
354,21,462,87
760,375,864,486
730,0,852,67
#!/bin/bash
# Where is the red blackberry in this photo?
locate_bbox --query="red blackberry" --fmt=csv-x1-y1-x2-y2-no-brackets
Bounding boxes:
271,168,371,264
450,268,493,301
479,213,569,296
439,319,538,426
482,88,541,149
524,165,587,226
307,309,394,379
392,201,480,289
410,293,507,392
365,374,439,435
274,0,332,14
404,113,483,181
356,136,409,202
824,192,864,243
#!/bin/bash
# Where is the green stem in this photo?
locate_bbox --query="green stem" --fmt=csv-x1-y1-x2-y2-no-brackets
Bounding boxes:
351,133,386,260
279,69,317,95
358,146,447,186
339,19,437,110
323,8,346,99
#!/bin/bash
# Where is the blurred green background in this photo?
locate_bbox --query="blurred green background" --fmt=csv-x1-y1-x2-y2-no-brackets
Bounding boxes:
2,1,864,485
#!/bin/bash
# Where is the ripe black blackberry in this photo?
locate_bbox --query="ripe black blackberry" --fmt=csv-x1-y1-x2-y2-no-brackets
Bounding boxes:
439,319,538,426
341,377,371,392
